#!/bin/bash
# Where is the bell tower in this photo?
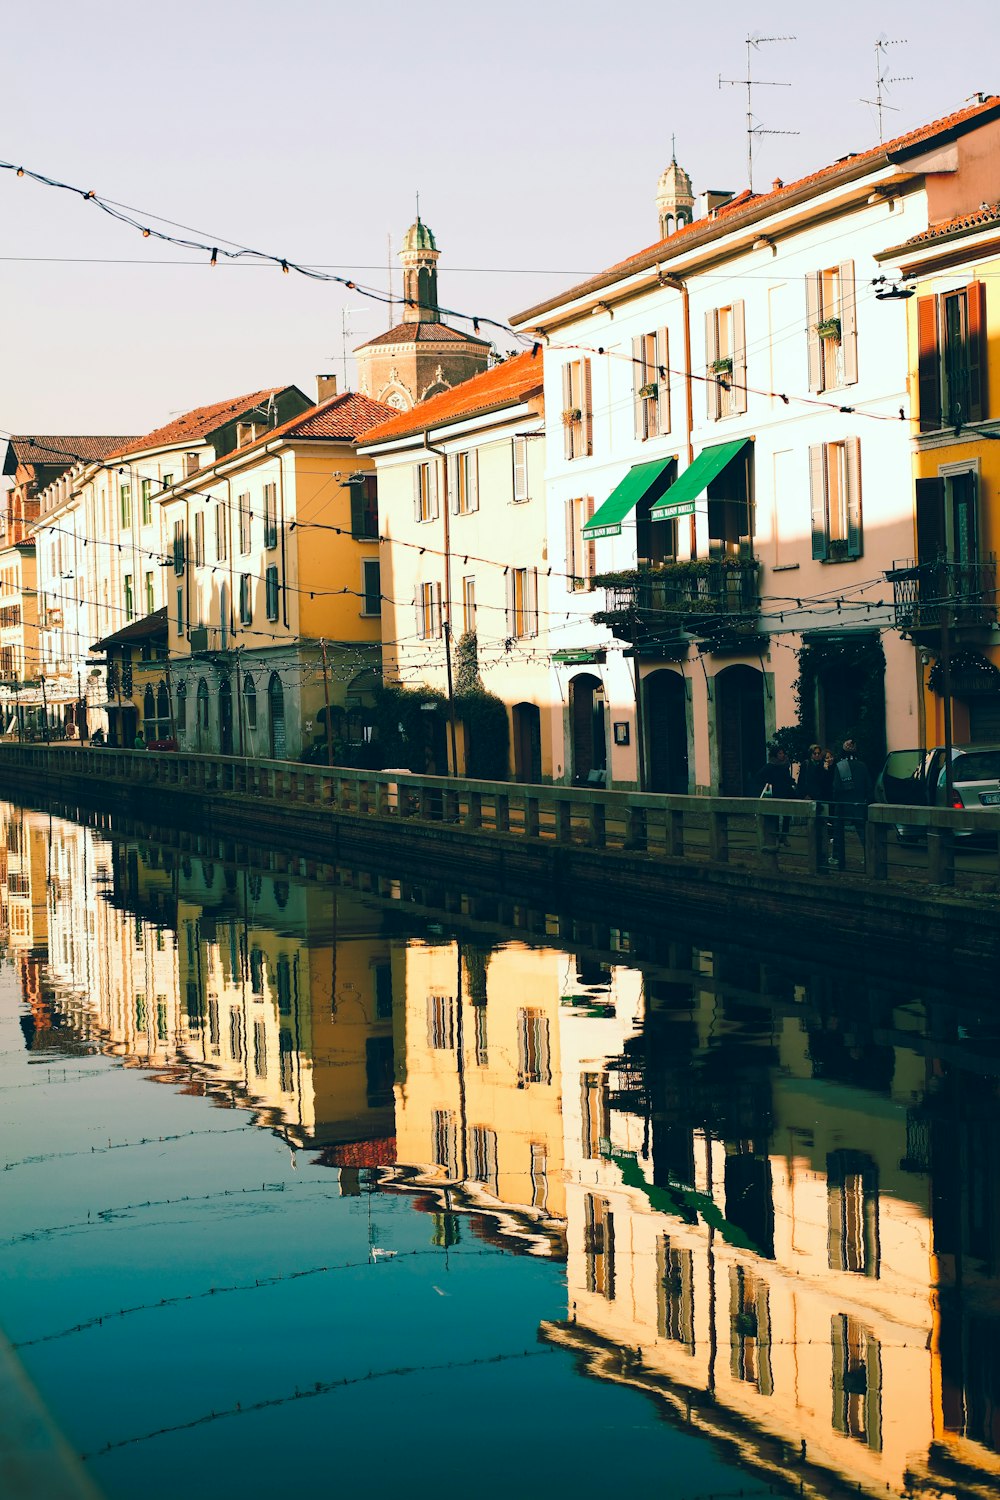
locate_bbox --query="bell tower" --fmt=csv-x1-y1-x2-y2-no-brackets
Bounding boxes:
656,148,695,239
400,217,440,323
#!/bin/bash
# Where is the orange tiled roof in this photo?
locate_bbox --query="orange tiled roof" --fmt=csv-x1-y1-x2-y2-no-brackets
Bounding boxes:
512,96,1000,324
898,200,1000,247
357,349,544,445
4,435,136,471
105,389,287,461
283,391,399,440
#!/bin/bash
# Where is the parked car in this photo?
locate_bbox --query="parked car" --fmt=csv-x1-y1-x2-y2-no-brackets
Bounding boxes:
874,744,1000,838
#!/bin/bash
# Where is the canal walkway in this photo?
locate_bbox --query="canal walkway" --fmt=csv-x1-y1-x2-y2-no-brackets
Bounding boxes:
1,743,997,977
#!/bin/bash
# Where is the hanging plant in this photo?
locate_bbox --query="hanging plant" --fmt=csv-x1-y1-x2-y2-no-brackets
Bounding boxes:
638,381,658,400
815,316,842,341
710,356,733,376
562,407,582,426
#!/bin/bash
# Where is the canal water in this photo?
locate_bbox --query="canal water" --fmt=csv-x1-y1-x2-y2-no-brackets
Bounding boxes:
0,799,997,1500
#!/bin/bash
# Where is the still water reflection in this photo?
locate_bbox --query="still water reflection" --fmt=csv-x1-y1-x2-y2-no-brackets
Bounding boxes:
1,800,998,1500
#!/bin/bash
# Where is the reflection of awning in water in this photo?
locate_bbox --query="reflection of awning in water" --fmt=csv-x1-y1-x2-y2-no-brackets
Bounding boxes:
609,1151,762,1254
649,438,751,522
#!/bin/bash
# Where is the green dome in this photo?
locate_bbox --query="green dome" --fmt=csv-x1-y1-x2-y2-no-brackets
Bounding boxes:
402,217,437,253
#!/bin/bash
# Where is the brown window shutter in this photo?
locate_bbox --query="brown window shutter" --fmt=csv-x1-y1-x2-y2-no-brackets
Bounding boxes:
915,476,946,562
705,310,720,420
562,364,574,460
966,280,987,423
806,274,823,391
809,444,828,560
839,262,859,386
657,328,671,434
583,359,594,455
733,300,748,414
585,496,596,582
632,336,644,440
506,569,514,634
917,296,941,432
845,437,863,558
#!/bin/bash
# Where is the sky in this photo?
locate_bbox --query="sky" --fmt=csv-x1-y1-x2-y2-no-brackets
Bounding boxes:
0,0,992,436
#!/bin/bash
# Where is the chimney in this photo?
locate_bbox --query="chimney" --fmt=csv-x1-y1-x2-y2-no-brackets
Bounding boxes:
697,189,734,220
317,373,338,403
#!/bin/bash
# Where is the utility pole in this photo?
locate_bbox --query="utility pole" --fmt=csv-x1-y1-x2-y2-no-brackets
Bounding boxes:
320,640,335,767
941,603,955,806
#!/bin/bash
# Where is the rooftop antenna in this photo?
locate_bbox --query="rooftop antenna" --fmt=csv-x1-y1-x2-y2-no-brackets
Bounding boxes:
719,35,798,192
860,35,911,144
337,308,365,393
387,231,394,325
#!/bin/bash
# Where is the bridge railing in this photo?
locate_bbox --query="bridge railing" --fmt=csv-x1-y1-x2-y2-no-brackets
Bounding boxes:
5,744,1000,894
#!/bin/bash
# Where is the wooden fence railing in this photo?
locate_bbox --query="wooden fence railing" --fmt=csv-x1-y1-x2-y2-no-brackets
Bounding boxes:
4,744,1000,896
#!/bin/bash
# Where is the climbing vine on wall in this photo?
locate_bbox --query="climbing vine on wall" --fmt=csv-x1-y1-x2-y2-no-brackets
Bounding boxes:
792,633,887,769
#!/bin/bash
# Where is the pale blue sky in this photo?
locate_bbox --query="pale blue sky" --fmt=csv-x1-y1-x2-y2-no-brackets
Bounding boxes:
0,0,990,433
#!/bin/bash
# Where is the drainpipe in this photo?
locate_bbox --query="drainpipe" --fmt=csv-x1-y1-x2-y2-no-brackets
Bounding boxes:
660,274,694,467
423,433,458,776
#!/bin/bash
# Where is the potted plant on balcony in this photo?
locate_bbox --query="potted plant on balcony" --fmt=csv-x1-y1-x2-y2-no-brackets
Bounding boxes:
709,356,733,376
638,381,658,400
815,316,841,341
562,407,582,426
827,537,849,560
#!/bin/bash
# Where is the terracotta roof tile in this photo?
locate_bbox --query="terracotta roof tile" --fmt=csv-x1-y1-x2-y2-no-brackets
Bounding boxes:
356,320,491,350
271,391,398,442
513,96,1000,322
105,389,286,462
5,435,136,471
358,349,544,445
899,201,1000,246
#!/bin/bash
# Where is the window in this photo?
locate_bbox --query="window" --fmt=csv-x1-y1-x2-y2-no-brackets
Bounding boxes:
431,1109,458,1176
581,1072,610,1160
827,1150,879,1276
448,450,479,514
584,1194,615,1298
658,1237,695,1350
162,472,173,490
566,496,596,591
243,675,257,729
512,436,530,502
184,451,200,477
263,482,278,550
529,1142,548,1210
119,482,132,528
197,678,209,730
349,474,378,538
561,358,593,459
361,558,381,616
412,462,439,522
141,478,153,526
729,1265,773,1395
236,422,256,449
427,993,455,1048
144,571,154,614
194,510,205,567
265,565,280,621
632,328,670,439
417,580,442,639
124,575,134,621
176,587,184,633
506,566,538,638
173,519,186,575
516,1007,550,1085
806,262,858,392
470,1125,499,1194
239,574,253,625
916,469,981,582
462,576,476,632
918,283,987,432
705,301,747,419
832,1315,881,1448
374,962,393,1021
239,492,252,554
809,439,862,560
215,502,227,561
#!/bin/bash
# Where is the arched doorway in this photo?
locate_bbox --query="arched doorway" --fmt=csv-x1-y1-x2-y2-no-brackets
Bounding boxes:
219,677,234,755
156,682,170,742
512,702,542,783
569,673,607,784
268,672,286,760
715,665,766,796
196,679,210,752
143,685,155,743
644,670,689,793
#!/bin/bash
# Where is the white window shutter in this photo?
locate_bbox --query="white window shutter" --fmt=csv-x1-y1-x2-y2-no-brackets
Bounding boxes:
468,450,479,513
656,328,671,434
583,360,593,455
562,365,574,460
805,274,823,392
733,300,748,414
447,453,459,513
632,335,644,441
845,437,863,557
809,445,828,560
429,462,439,519
413,466,423,522
565,498,576,587
839,262,859,386
506,570,514,634
706,310,721,420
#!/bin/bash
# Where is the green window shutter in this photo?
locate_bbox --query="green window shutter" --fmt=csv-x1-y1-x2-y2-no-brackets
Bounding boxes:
809,445,828,560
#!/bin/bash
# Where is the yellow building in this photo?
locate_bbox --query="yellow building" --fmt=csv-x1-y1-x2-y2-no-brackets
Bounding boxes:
161,389,394,761
0,543,39,734
878,214,1000,746
359,352,551,780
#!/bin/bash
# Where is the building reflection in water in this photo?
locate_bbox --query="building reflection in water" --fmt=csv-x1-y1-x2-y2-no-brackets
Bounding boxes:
1,800,998,1499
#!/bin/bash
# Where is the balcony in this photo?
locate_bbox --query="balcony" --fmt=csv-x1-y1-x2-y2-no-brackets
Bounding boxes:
593,559,760,647
886,558,997,642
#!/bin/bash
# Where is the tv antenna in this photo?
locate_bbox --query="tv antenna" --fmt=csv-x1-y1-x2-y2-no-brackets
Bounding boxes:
336,307,366,393
861,35,911,143
719,35,798,192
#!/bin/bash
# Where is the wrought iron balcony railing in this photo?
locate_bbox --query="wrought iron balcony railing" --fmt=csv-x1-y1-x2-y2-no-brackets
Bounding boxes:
594,558,759,641
886,557,997,634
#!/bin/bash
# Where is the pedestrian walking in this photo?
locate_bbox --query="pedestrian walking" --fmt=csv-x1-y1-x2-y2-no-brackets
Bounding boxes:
756,744,795,841
829,738,874,869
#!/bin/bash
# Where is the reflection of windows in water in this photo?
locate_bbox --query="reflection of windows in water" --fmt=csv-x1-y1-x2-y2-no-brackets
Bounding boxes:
584,1194,615,1299
941,1310,1000,1452
724,1149,775,1260
373,962,393,1021
253,1020,267,1079
474,1005,488,1067
238,930,249,981
427,993,455,1049
729,1265,773,1395
276,956,292,1016
228,921,239,984
185,980,202,1030
229,1008,244,1063
581,1071,610,1159
208,999,220,1053
576,958,610,990
469,1125,498,1195
365,1035,394,1108
832,1314,881,1450
658,1237,695,1351
827,1151,880,1277
156,1000,168,1042
247,872,262,901
517,1008,550,1086
250,947,264,996
135,994,147,1033
279,1031,295,1092
274,880,289,909
431,1109,458,1177
530,1143,548,1211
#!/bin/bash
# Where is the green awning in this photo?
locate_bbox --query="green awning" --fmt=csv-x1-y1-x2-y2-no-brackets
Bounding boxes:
582,456,677,540
649,438,750,522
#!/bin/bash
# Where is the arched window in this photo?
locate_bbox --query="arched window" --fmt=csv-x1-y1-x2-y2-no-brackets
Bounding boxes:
143,685,155,726
175,681,187,732
268,672,286,759
220,582,229,650
243,675,257,729
157,682,170,739
197,678,210,731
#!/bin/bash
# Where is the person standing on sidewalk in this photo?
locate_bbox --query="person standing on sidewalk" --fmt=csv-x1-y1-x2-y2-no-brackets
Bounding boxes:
830,738,874,869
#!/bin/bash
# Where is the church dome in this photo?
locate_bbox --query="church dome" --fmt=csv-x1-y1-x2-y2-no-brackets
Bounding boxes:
657,157,693,202
402,217,437,253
